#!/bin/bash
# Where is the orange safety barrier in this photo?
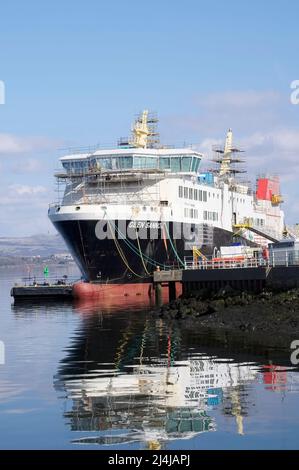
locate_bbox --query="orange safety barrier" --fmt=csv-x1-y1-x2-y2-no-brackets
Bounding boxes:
211,256,246,263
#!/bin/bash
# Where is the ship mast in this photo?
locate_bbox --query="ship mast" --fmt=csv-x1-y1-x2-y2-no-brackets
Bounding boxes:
131,109,150,148
220,128,233,176
118,110,160,149
212,129,246,181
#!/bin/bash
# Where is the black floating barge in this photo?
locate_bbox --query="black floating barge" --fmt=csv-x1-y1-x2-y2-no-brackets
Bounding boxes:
11,283,73,301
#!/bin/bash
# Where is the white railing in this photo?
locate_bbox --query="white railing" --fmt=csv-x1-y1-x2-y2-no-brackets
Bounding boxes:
183,250,299,270
184,257,267,270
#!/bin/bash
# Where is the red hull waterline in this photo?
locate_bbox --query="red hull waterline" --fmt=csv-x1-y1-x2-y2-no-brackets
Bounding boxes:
73,281,182,311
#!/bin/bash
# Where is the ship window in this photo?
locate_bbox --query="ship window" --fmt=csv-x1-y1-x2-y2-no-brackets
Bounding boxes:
194,189,198,200
189,188,193,200
159,157,170,170
179,186,183,198
181,156,192,172
118,156,133,169
62,162,71,171
191,157,196,172
89,158,96,169
96,157,112,170
134,156,157,169
204,210,218,221
203,191,207,202
199,190,202,201
191,157,201,173
170,157,181,172
184,208,198,219
184,187,188,198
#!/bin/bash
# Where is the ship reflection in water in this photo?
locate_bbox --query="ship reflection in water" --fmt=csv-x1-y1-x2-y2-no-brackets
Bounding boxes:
52,294,299,449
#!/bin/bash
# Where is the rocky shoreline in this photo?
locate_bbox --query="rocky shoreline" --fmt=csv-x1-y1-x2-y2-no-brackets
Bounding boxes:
153,286,299,344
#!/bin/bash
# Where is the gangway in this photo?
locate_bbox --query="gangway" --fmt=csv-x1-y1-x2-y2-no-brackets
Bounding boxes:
233,223,279,243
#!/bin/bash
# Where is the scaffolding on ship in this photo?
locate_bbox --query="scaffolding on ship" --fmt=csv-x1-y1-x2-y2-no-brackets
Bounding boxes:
53,167,164,207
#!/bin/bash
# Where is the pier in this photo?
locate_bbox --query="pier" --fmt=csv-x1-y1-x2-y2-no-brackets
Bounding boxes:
153,255,299,302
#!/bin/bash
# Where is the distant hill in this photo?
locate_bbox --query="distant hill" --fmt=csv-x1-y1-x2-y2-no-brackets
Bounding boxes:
0,233,68,258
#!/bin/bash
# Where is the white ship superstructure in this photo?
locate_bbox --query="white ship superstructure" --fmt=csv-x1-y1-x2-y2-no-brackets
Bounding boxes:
48,111,285,283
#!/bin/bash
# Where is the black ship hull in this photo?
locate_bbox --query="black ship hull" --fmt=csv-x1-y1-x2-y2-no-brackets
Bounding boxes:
52,219,255,283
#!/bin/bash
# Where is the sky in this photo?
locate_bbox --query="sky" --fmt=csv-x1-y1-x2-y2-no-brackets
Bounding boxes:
0,0,299,236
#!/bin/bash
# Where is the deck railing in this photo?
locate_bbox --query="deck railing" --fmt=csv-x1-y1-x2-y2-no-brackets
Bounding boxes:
17,276,81,287
183,250,299,270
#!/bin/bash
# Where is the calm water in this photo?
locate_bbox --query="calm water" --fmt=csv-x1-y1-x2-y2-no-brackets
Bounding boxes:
0,266,299,450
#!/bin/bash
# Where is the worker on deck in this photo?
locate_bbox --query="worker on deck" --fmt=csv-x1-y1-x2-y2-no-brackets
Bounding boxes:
262,246,269,262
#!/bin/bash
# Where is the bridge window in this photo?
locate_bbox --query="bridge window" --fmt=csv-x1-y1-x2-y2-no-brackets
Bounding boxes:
118,156,133,169
191,157,200,172
159,157,170,170
181,156,192,172
134,156,157,169
170,157,181,172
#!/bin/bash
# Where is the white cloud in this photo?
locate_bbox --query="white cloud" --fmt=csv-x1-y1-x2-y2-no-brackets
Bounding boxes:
0,184,52,236
197,127,299,181
238,129,299,171
196,127,299,223
0,184,48,207
197,137,223,154
12,158,42,174
163,89,285,144
7,184,47,196
0,133,59,154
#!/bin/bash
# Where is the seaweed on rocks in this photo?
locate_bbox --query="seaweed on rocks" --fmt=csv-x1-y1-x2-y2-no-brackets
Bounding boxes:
152,286,299,345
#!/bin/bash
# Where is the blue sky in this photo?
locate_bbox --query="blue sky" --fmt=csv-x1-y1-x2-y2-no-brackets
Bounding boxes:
0,0,299,236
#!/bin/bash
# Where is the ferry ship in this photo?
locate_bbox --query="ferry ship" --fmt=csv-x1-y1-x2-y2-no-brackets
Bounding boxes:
48,111,284,286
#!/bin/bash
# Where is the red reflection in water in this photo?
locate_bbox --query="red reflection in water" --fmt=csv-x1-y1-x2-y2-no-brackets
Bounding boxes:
263,365,287,392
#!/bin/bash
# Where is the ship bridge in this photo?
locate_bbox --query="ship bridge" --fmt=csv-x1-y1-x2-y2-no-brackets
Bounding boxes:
59,147,203,175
